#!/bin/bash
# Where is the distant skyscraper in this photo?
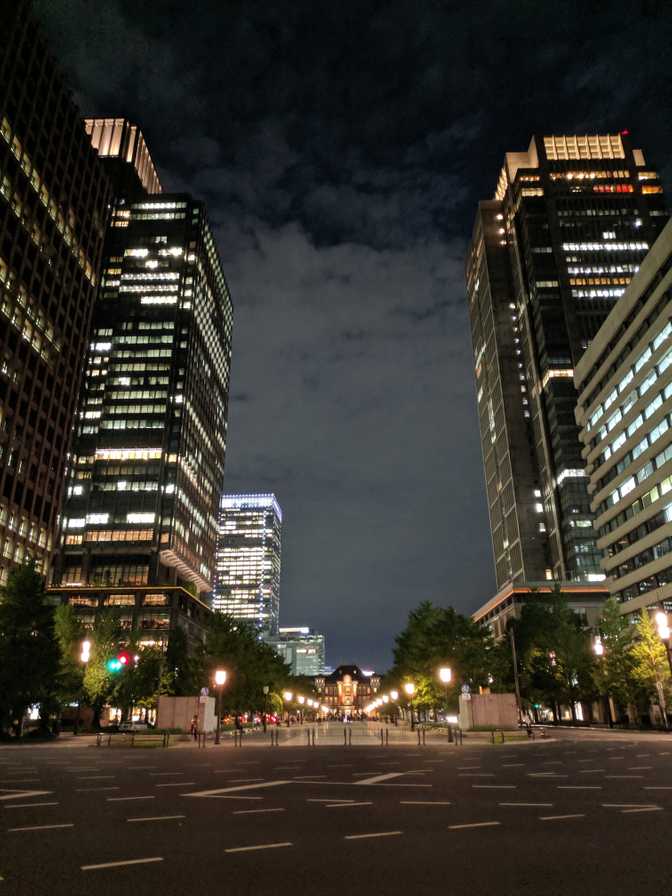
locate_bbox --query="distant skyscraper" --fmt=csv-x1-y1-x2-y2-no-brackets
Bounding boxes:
214,494,281,634
0,5,110,583
466,134,667,589
266,626,326,676
54,188,234,613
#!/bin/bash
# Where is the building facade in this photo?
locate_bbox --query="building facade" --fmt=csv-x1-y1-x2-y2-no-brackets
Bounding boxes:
314,665,381,715
466,133,667,589
213,493,282,634
265,626,325,676
0,5,110,583
53,192,234,603
575,219,672,618
472,581,608,642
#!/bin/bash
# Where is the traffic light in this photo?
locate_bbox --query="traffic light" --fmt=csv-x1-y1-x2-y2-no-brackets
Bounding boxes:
105,651,132,674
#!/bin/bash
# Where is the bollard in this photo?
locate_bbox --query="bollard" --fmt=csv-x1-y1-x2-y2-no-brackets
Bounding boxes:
448,725,453,743
380,729,384,746
307,729,311,746
500,730,505,744
422,729,426,746
96,733,101,748
344,728,347,746
385,729,389,746
348,727,352,746
417,729,421,746
311,729,316,747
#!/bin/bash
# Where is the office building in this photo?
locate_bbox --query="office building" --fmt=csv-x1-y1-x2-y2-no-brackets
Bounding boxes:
576,219,672,617
53,190,234,619
213,493,281,634
466,133,667,590
266,626,326,676
472,581,608,642
0,5,111,583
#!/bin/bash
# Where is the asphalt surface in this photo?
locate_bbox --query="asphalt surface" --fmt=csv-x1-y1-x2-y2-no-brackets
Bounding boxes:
2,723,672,896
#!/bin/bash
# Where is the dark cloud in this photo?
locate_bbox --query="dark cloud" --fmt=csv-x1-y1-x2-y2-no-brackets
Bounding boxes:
35,0,672,669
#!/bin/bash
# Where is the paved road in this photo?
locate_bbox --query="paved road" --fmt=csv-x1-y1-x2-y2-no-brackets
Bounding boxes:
1,726,671,895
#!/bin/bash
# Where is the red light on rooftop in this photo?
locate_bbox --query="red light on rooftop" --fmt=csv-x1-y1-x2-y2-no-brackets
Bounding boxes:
620,129,630,136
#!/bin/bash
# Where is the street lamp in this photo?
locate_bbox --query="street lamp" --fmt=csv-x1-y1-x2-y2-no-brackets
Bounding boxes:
214,669,227,745
437,666,453,739
74,639,91,735
592,635,613,727
390,689,399,701
656,611,672,676
403,682,416,730
262,685,270,732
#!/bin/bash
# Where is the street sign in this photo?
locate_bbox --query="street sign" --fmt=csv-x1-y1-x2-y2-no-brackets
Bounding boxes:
461,684,471,695
200,687,209,697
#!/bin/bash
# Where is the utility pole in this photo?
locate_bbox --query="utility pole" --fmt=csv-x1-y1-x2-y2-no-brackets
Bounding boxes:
509,626,523,723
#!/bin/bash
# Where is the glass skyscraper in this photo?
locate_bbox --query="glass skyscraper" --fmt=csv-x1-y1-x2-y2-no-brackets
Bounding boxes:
53,184,234,621
0,5,110,583
213,493,282,634
466,133,667,589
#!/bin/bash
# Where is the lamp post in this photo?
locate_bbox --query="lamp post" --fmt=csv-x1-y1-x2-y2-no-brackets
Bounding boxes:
262,685,269,732
214,669,227,745
282,690,293,726
390,689,399,726
437,666,452,739
403,682,416,731
593,635,613,728
655,611,672,675
74,639,91,736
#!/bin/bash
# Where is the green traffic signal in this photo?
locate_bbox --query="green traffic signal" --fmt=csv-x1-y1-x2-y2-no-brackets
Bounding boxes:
106,657,123,673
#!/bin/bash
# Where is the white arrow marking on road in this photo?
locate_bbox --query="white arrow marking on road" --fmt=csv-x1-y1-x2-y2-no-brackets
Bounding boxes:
0,789,51,802
183,780,290,798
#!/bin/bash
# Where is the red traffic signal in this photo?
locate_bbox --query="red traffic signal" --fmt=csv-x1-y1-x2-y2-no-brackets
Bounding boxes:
117,651,131,667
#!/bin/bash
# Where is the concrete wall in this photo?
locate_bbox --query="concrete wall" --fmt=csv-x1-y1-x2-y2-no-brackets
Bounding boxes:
459,692,518,730
157,695,216,732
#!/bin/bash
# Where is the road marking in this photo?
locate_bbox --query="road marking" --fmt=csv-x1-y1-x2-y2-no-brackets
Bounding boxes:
107,796,155,802
127,815,185,823
229,778,264,783
232,808,286,815
207,795,264,801
644,786,672,790
306,799,356,804
579,769,605,774
557,786,601,790
458,766,481,770
539,814,585,822
472,785,516,790
602,803,660,808
400,801,452,806
293,775,327,780
75,787,119,792
499,802,553,808
82,857,163,871
605,775,643,779
183,780,289,798
621,806,664,814
326,801,372,808
225,842,292,853
344,831,402,840
4,802,59,809
628,766,653,770
0,789,51,802
458,773,495,778
155,781,197,788
77,776,115,781
528,773,567,778
8,823,74,832
149,772,184,777
501,763,525,767
449,821,500,831
355,773,406,785
541,761,563,765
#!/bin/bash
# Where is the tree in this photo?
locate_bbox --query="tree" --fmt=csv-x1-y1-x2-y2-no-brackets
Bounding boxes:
630,612,671,727
594,597,638,722
205,614,289,714
162,626,204,696
83,611,122,728
54,603,86,708
110,642,165,720
389,601,494,718
0,564,60,736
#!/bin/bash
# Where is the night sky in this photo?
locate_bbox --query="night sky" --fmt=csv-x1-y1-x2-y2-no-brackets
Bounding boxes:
37,0,672,670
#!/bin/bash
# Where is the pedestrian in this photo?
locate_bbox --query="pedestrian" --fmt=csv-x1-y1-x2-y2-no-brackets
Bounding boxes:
190,715,198,741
